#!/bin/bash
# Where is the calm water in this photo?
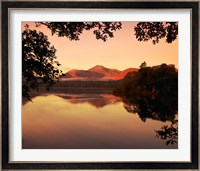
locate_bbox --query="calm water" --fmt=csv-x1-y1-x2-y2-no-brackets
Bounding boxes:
22,93,178,149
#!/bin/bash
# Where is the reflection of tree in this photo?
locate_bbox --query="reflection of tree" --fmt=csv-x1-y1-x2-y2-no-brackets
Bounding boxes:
155,120,178,145
122,96,177,122
113,63,178,145
122,96,178,146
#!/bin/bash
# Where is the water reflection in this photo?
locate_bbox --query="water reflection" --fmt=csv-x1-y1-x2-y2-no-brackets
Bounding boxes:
22,93,178,149
121,93,178,145
57,94,122,108
122,96,177,122
155,120,178,145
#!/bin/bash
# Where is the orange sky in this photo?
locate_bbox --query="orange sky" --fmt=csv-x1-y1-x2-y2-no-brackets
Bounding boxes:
22,22,178,73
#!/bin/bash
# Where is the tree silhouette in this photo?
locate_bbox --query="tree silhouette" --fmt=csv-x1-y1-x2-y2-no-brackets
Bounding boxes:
113,63,178,145
155,120,178,145
22,25,63,100
36,22,122,42
134,22,178,44
113,63,178,98
22,22,122,100
139,61,147,68
22,22,178,99
36,22,178,44
113,64,178,121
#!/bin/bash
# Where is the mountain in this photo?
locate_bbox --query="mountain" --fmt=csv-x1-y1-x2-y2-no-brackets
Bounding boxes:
117,68,138,78
89,65,120,76
65,69,104,78
61,65,138,81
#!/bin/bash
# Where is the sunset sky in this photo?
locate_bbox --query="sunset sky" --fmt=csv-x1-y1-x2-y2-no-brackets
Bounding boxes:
22,22,178,73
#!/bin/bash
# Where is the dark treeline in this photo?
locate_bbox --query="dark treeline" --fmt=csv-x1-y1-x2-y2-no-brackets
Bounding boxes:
113,63,178,100
50,80,121,88
113,63,178,121
113,63,178,145
37,80,122,94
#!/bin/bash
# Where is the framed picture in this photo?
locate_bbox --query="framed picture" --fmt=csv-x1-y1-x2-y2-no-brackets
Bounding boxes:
1,0,199,170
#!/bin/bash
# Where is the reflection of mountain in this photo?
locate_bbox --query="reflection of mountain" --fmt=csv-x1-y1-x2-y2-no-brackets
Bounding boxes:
57,94,122,108
61,65,138,81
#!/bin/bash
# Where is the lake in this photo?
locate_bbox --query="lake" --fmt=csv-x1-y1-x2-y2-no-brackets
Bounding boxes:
22,93,178,149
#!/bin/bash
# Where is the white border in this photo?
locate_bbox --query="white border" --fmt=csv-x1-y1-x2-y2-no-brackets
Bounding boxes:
9,9,191,162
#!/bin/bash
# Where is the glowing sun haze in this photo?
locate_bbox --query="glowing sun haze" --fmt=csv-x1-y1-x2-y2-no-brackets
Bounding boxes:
22,22,178,73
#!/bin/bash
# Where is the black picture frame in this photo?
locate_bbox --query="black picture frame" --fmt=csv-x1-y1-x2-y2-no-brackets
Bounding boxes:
1,1,199,170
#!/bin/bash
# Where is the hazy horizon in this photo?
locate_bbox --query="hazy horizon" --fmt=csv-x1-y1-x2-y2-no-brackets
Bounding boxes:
65,64,136,72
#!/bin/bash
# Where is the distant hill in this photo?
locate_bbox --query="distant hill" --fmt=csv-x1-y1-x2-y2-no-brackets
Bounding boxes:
89,65,120,76
116,68,138,78
61,65,138,81
65,69,104,78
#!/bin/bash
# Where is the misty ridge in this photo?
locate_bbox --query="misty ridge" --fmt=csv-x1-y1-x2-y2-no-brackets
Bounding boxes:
61,65,138,81
41,65,138,94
